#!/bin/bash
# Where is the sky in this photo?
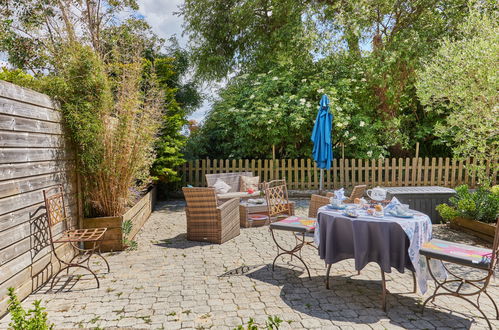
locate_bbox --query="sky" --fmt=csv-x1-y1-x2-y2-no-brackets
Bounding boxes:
137,0,184,43
137,0,210,123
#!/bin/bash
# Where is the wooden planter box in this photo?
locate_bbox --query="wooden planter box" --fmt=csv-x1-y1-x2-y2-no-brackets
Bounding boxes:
450,216,496,243
83,187,157,251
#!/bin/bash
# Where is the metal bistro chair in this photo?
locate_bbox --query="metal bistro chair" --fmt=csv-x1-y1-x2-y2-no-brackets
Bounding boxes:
43,185,109,290
266,181,329,278
420,218,499,329
326,184,367,203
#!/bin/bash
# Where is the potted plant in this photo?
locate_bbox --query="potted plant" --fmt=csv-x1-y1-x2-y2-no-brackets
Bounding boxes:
60,46,163,252
436,185,499,242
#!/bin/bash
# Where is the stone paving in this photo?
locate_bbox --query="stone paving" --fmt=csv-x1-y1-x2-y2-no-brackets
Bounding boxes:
1,199,498,329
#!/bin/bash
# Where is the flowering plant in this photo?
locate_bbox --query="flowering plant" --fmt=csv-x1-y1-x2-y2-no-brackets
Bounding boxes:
187,61,387,159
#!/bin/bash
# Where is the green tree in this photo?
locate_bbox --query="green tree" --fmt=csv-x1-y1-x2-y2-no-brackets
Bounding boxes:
1,0,201,199
416,7,499,181
0,0,196,213
185,60,386,160
181,0,473,157
0,0,141,73
180,0,313,80
151,42,202,184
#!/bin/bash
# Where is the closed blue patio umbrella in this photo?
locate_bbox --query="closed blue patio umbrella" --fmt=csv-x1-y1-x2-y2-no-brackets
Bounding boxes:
311,94,333,192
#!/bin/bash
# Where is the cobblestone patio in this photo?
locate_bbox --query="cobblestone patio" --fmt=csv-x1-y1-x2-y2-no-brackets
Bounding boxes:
1,199,498,329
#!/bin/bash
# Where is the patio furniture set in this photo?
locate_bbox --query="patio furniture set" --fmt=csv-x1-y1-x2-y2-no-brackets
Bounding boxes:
183,172,499,329
30,173,497,328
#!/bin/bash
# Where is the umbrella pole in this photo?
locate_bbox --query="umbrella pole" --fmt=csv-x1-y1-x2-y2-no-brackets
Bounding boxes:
319,169,324,193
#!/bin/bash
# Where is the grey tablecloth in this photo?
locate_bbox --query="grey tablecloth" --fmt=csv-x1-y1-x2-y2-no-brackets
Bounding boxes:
317,213,415,274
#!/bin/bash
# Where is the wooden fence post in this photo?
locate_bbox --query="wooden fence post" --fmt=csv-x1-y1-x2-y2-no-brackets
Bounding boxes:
300,159,305,190
339,158,344,188
390,158,396,187
201,159,206,186
194,159,199,186
293,159,298,189
424,157,430,185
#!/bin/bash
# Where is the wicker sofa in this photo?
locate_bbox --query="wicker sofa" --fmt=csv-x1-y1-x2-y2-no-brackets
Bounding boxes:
182,187,240,244
205,172,261,202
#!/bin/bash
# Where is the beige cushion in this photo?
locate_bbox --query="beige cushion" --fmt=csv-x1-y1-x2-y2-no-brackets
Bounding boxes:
240,176,259,192
217,191,261,200
213,178,231,194
206,172,253,192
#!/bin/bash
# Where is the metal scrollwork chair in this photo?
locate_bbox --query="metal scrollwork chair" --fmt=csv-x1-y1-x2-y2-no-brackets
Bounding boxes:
44,185,109,290
265,180,329,278
420,218,499,329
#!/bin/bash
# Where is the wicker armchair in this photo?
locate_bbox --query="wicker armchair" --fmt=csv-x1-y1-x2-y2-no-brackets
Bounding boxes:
308,194,330,218
183,187,240,244
326,185,367,203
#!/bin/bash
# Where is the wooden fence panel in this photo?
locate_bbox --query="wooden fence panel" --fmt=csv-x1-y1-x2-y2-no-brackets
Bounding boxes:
182,157,498,190
0,80,78,315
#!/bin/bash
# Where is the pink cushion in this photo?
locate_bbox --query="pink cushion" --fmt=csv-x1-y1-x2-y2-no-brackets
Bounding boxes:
270,216,316,233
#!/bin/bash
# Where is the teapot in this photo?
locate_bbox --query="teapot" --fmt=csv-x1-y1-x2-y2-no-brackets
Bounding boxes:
366,187,387,201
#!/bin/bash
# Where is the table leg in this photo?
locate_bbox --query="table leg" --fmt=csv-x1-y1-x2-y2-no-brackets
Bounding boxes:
412,271,417,293
326,264,332,289
381,270,388,312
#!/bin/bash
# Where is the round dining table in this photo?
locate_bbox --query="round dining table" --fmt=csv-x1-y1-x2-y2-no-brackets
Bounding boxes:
314,204,434,311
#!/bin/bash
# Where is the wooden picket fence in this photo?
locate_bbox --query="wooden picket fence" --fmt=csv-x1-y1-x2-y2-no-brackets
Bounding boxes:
180,158,498,190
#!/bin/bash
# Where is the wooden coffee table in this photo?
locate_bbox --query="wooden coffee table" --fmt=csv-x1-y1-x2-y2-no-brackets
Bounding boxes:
239,200,295,228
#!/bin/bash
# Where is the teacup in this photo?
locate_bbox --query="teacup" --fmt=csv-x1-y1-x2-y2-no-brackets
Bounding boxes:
330,198,342,206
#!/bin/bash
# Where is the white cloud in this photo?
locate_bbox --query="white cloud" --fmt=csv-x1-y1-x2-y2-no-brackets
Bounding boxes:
137,0,186,45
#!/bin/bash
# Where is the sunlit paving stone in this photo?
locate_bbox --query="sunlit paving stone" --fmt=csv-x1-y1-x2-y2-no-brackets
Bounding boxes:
1,199,497,329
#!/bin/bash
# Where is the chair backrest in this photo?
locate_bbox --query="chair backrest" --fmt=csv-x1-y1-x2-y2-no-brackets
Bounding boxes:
264,183,290,218
326,185,367,203
491,217,499,271
43,185,67,227
348,185,367,201
182,187,218,213
308,194,330,218
261,179,286,191
205,172,253,193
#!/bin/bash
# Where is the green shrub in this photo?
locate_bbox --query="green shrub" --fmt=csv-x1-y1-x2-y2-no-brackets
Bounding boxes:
436,185,499,223
435,204,459,222
7,288,53,330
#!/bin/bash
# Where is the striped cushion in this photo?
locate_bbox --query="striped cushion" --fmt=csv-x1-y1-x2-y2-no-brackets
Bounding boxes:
270,216,316,233
420,239,493,270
